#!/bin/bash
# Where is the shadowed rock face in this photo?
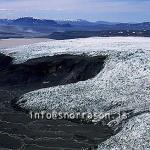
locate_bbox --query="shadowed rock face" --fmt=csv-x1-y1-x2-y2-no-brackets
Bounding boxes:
0,53,13,70
0,54,107,88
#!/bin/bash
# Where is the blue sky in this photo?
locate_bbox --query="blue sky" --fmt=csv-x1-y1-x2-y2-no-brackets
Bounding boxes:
0,0,150,22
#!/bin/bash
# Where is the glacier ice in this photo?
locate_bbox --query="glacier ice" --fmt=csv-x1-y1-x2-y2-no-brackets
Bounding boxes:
16,47,150,118
1,37,150,64
1,37,150,149
98,113,150,150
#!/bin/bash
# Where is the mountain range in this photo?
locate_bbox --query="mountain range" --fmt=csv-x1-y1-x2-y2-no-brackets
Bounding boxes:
0,17,150,39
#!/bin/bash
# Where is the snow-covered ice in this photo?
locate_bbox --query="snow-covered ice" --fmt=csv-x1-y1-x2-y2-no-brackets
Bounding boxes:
1,37,150,149
98,113,150,150
15,47,150,116
1,37,150,64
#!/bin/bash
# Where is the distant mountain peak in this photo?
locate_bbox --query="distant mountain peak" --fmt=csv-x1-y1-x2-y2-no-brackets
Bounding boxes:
12,17,58,26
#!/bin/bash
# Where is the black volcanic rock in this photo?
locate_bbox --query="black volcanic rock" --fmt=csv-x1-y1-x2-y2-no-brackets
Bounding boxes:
0,133,23,149
0,53,107,89
0,53,13,70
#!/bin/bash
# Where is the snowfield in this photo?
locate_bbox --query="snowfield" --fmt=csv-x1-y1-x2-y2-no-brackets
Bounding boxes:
1,37,150,150
1,37,150,64
98,113,150,150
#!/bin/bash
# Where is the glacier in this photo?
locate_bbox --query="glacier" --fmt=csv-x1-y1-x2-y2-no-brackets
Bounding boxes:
1,37,150,64
98,113,150,150
0,37,150,149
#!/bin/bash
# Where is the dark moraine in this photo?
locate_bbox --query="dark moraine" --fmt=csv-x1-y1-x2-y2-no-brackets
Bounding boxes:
0,53,107,87
0,53,13,70
0,53,114,150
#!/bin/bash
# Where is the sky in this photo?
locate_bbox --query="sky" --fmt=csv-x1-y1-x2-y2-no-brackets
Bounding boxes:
0,0,150,22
